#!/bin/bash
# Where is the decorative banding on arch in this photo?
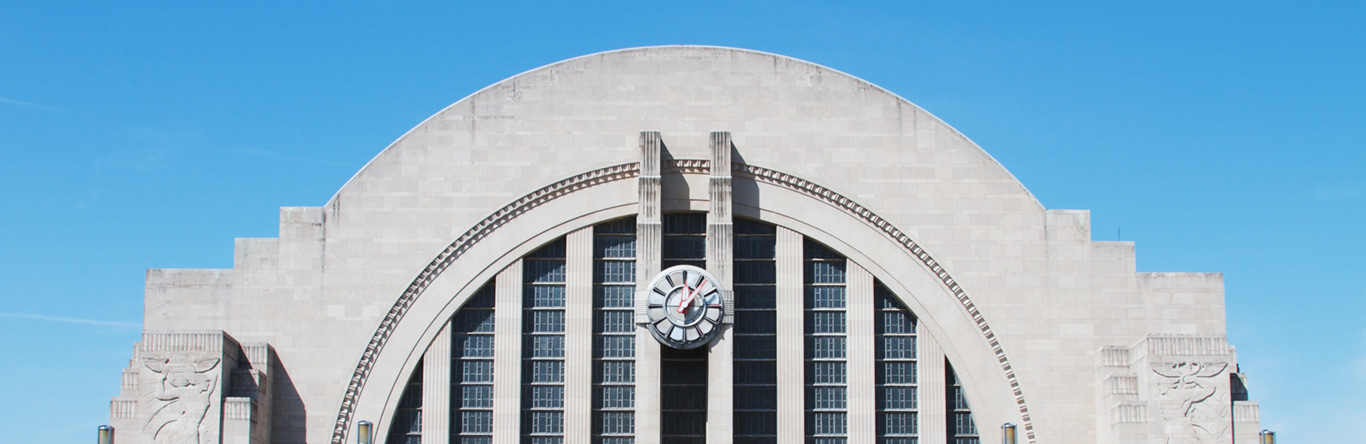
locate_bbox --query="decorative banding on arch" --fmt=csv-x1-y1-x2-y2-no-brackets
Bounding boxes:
329,162,640,444
732,163,1036,443
331,160,1036,444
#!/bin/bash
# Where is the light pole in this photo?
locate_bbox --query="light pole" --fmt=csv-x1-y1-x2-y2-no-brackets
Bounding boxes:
1002,423,1017,444
357,420,373,444
1260,429,1275,444
97,425,114,444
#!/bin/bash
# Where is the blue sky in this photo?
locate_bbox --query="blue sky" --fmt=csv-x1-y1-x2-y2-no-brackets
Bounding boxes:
2,1,1362,442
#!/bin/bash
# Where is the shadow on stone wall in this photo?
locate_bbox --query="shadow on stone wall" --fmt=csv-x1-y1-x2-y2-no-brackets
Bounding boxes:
272,352,307,444
730,144,761,214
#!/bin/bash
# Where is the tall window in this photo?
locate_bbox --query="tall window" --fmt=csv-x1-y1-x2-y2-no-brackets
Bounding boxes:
387,364,423,444
523,240,567,444
452,285,495,444
804,240,847,444
875,284,917,444
594,217,637,444
660,212,707,444
732,218,778,444
947,362,979,444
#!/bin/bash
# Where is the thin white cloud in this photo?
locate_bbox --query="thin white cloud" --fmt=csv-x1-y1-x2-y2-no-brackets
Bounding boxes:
104,146,169,171
1314,183,1362,201
73,187,104,210
231,146,349,167
0,312,140,328
0,96,67,112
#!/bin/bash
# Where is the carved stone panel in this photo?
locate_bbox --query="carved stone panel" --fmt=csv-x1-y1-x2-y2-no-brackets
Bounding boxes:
139,355,222,444
1150,361,1230,443
132,332,238,444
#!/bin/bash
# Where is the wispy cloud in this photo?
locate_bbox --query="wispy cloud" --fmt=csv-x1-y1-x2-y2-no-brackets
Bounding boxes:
231,146,349,167
1314,183,1363,201
0,312,140,328
72,187,104,210
104,145,170,171
0,95,68,112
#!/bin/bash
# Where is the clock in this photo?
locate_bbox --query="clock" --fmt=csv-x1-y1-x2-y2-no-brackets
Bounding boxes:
643,265,727,349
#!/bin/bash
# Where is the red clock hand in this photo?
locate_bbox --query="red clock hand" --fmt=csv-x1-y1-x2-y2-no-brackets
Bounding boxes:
677,281,693,313
678,278,706,313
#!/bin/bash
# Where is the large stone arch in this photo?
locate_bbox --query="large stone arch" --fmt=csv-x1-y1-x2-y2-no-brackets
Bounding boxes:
103,44,1261,444
338,161,1035,444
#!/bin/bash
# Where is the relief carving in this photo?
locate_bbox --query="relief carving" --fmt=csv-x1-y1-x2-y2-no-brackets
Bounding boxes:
1152,361,1229,443
142,356,221,444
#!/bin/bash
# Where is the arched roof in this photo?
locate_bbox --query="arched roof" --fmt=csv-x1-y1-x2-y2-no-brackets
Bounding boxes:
326,45,1043,220
321,46,1053,444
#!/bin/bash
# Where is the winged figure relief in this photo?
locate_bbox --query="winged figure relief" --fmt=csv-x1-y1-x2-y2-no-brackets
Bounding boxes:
142,357,221,444
1152,361,1229,443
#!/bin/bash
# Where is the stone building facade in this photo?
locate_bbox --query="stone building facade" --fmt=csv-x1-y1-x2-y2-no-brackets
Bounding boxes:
105,46,1265,444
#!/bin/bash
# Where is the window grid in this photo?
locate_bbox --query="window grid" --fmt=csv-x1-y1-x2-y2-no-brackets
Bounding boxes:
387,364,423,444
523,240,566,444
660,213,707,444
733,218,777,441
452,285,496,442
804,239,847,444
593,217,637,444
946,362,979,444
875,284,918,444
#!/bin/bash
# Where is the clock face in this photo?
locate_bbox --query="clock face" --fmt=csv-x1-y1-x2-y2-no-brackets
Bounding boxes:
645,265,726,349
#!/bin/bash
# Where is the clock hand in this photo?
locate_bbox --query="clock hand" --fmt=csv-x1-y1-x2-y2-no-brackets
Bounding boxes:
678,278,706,313
677,281,694,313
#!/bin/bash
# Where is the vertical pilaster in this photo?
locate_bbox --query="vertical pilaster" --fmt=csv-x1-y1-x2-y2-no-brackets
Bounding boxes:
706,131,735,444
706,131,734,291
774,227,805,444
634,130,663,444
564,227,594,444
919,333,948,444
845,262,876,443
1233,400,1261,444
421,322,452,444
493,263,524,444
636,131,663,284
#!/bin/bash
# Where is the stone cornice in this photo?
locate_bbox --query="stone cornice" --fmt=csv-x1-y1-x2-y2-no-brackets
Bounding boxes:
332,160,1036,444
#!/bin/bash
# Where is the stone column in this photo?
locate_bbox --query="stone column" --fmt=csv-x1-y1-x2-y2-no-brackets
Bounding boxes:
564,227,594,444
244,343,273,444
421,322,452,444
634,130,664,444
919,332,947,444
774,226,805,443
845,262,876,443
1233,400,1261,444
706,131,735,444
493,262,524,444
226,343,272,444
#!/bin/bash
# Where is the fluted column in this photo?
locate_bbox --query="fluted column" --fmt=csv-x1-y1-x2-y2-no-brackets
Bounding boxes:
565,227,594,444
774,226,805,443
493,262,524,444
706,131,735,444
845,262,876,443
421,321,452,444
634,130,663,444
919,332,947,444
